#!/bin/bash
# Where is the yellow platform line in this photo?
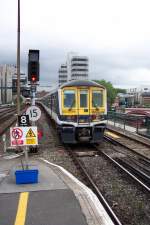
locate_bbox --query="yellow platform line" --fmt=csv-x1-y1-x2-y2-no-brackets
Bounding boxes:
105,131,120,139
14,192,29,225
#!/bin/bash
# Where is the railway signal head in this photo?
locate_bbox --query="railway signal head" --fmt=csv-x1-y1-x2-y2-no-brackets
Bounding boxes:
31,74,36,82
28,49,40,83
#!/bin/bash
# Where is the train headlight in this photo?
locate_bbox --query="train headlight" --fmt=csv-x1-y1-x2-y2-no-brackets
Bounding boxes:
91,114,100,121
91,113,106,121
66,115,77,122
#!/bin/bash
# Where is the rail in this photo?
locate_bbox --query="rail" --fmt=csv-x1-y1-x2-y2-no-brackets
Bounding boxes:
66,146,123,225
97,148,150,192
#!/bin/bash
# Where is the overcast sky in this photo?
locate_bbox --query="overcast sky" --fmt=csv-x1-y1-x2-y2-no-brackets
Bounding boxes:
1,0,150,88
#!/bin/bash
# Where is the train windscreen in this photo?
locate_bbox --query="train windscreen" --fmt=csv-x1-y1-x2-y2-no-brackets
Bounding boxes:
92,90,103,107
80,90,88,108
64,90,76,108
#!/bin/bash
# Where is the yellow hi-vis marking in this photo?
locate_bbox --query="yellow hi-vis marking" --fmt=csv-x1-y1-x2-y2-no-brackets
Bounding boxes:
26,128,36,138
14,192,29,225
105,131,120,139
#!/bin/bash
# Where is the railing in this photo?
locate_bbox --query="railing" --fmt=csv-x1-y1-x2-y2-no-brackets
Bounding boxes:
107,111,150,138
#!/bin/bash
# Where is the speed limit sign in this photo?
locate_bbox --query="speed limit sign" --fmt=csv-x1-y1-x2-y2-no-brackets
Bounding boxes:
26,106,41,122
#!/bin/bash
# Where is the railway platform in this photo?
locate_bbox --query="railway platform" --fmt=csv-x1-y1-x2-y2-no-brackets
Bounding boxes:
0,155,114,225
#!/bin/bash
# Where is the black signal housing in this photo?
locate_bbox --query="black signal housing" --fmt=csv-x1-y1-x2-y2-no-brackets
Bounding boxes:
28,50,40,82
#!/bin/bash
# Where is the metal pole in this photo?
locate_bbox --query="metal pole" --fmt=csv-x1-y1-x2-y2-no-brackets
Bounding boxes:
136,118,138,133
25,146,29,169
31,86,36,127
17,0,20,118
2,134,6,153
0,67,2,104
114,112,116,126
5,65,7,104
32,88,36,106
124,118,126,131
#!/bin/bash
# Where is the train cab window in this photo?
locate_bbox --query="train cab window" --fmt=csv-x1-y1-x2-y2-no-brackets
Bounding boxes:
80,90,88,108
64,90,76,108
92,90,103,107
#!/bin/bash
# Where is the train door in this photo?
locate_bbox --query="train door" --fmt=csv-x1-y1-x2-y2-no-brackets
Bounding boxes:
61,88,77,115
89,88,104,121
77,88,90,123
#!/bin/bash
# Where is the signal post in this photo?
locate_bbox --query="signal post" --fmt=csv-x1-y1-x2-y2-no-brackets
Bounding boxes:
9,49,41,184
27,49,41,153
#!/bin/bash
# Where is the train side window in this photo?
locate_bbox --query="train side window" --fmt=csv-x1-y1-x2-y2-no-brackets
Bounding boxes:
92,90,103,107
64,90,76,108
80,90,88,108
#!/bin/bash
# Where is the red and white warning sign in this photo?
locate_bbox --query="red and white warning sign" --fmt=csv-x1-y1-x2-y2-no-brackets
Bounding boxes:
12,128,23,139
10,127,38,146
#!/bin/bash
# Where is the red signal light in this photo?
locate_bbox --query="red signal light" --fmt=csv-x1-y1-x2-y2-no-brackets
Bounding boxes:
31,75,36,82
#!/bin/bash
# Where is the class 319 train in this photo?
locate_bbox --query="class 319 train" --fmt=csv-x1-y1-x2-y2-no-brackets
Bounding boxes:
42,80,107,143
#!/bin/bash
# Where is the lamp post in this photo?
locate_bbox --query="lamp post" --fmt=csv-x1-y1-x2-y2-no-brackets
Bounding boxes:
17,0,20,118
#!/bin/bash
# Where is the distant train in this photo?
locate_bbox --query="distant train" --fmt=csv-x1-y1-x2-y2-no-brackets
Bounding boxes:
25,98,31,105
41,80,107,143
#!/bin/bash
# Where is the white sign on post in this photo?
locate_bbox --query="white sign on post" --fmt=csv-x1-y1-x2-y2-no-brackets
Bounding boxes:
26,106,41,122
10,127,38,146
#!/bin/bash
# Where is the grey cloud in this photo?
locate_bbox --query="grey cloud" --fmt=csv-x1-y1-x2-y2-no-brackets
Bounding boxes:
88,48,150,86
1,44,150,87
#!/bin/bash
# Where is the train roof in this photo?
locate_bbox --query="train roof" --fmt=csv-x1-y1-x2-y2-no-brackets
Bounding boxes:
41,80,105,99
60,80,105,89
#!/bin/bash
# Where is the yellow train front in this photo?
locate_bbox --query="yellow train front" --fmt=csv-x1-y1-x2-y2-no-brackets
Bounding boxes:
42,80,107,143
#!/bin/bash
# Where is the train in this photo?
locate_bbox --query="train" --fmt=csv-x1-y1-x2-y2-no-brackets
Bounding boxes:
25,97,31,105
41,80,107,143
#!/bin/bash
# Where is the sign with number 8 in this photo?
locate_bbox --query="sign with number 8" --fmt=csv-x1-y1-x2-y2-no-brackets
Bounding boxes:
18,115,30,126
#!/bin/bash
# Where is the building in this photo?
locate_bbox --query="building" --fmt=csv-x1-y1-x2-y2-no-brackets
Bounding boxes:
0,64,15,104
115,85,150,107
140,92,150,105
0,64,27,104
58,53,89,86
12,71,27,93
127,85,150,106
67,53,89,81
58,64,67,86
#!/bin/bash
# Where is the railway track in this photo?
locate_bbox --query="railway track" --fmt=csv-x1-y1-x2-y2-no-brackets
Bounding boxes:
0,107,14,114
0,105,26,136
37,105,150,225
105,129,150,160
66,145,122,225
0,108,17,124
65,143,150,225
104,135,150,173
97,145,150,192
103,134,150,188
0,106,16,118
107,125,150,147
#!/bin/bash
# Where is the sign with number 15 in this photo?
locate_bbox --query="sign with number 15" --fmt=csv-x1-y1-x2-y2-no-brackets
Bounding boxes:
26,106,41,122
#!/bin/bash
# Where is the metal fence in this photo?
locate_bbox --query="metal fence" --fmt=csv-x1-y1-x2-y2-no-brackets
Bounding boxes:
107,112,150,138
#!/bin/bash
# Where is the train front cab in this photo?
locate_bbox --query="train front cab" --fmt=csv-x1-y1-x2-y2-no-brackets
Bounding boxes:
59,86,107,143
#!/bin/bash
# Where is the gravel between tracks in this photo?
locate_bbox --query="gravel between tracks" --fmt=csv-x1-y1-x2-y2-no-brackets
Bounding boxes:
1,108,149,225
37,110,150,225
36,110,82,180
79,141,150,225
